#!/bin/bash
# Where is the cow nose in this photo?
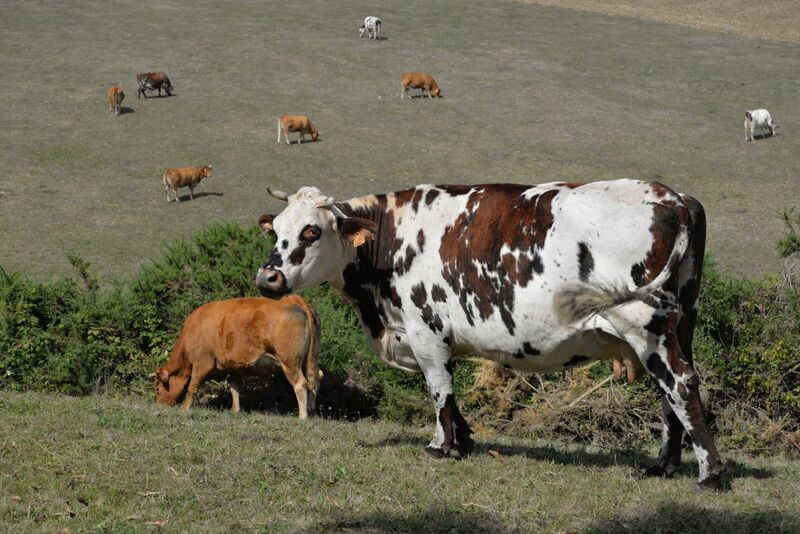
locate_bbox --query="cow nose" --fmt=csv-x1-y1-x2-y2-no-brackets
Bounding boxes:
255,267,288,297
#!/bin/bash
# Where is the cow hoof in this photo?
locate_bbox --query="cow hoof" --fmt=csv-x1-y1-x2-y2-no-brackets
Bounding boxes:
643,464,677,478
696,466,731,492
455,436,475,457
424,446,447,459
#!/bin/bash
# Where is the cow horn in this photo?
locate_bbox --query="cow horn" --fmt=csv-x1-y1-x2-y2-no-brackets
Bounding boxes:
267,187,289,201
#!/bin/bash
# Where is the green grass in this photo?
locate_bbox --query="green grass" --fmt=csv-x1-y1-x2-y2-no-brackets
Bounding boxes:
1,391,799,533
0,0,798,281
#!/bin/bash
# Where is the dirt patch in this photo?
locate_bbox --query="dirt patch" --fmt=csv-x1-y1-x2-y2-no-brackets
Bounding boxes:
519,0,800,43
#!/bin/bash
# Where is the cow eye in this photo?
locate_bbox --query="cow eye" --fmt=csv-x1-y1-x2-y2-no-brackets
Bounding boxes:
300,225,321,242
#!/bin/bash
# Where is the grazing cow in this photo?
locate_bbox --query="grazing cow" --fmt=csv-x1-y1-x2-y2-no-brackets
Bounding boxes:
359,16,382,39
163,165,213,202
745,109,776,141
277,115,319,145
401,72,442,99
137,72,173,99
152,296,323,419
255,180,727,490
107,84,125,116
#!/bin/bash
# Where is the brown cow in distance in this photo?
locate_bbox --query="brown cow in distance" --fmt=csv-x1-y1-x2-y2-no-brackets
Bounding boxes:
163,165,213,202
137,72,173,98
152,296,323,419
107,84,125,116
277,115,319,145
400,72,442,99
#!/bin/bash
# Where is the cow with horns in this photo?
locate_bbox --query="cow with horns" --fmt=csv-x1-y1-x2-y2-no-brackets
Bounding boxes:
255,180,727,490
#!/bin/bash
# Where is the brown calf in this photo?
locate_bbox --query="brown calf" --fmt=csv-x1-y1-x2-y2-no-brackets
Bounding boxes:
107,84,125,116
152,296,323,419
162,165,213,202
137,72,173,98
277,115,319,145
400,72,442,99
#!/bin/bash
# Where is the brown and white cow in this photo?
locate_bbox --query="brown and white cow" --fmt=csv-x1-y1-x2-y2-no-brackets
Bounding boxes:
137,72,173,98
162,165,213,202
400,72,442,99
277,115,319,145
255,180,727,490
107,84,125,116
152,296,323,419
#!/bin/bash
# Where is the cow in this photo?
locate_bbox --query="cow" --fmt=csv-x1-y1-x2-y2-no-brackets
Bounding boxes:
162,165,213,202
137,72,173,99
254,180,727,490
151,296,323,419
107,84,125,116
401,72,442,99
745,109,776,141
277,115,319,145
359,16,382,40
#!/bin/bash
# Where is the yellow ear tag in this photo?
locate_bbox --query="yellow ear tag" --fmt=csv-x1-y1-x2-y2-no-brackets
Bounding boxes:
352,233,366,247
262,222,273,231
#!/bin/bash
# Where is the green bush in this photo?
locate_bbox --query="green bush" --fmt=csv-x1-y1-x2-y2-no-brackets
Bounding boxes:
1,221,798,454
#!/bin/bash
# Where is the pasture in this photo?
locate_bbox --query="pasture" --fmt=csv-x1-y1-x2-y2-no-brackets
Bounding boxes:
2,391,800,533
0,0,799,281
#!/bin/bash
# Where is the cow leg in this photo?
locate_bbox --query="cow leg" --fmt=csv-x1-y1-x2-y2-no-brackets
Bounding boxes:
644,394,684,478
189,186,195,200
174,186,180,202
279,362,309,420
628,317,726,490
413,347,474,458
229,375,242,412
181,359,214,411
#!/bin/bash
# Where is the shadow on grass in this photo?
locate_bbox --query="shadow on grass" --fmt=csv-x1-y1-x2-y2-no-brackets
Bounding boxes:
202,370,379,421
118,106,134,115
592,501,800,533
359,432,774,482
300,508,499,534
175,191,223,202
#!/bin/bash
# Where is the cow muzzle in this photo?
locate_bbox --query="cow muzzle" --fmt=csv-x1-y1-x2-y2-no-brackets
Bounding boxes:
255,267,289,297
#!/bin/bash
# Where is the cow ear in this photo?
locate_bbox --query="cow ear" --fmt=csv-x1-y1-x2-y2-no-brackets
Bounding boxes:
156,367,170,385
338,217,377,247
258,214,276,238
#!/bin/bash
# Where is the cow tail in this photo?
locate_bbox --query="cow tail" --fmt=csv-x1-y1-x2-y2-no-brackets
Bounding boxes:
300,300,323,395
554,210,690,324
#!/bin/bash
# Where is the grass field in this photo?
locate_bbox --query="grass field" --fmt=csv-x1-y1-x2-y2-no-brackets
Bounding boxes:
0,0,798,281
2,391,800,533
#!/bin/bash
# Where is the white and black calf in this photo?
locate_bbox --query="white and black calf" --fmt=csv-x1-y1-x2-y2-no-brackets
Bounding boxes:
359,16,382,40
255,180,726,490
744,109,776,141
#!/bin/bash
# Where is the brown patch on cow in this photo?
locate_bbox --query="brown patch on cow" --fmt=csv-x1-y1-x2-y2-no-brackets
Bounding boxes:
439,185,557,335
438,184,474,196
410,282,427,308
392,188,417,209
431,284,447,303
411,189,424,213
417,229,425,252
631,201,688,288
425,189,440,205
555,182,585,189
676,382,689,401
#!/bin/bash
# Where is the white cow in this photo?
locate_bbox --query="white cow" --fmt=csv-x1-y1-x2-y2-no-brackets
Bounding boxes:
255,180,727,490
744,108,776,141
359,16,382,40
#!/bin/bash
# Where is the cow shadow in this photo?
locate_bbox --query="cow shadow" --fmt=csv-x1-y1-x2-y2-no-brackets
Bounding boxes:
751,132,777,140
118,106,134,115
590,501,800,532
175,191,223,202
300,508,499,534
359,432,774,482
202,370,379,421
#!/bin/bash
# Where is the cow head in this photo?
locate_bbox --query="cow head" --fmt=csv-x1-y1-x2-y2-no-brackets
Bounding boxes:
255,186,376,296
202,165,213,178
151,366,189,406
359,23,366,37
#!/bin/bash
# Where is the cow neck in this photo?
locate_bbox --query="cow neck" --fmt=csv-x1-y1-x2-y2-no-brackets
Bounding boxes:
332,195,398,340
